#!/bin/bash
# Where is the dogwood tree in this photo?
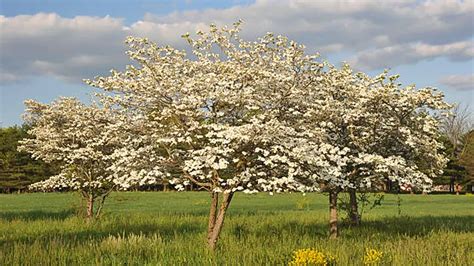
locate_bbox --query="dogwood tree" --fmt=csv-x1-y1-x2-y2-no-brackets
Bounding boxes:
84,20,449,241
290,63,450,237
86,22,326,249
19,97,159,218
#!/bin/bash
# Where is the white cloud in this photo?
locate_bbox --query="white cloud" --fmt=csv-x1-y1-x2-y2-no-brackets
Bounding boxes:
1,0,473,84
351,41,474,70
0,13,129,83
439,74,474,91
141,0,473,49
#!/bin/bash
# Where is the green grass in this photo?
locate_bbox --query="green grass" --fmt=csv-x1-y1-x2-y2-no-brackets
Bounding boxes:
1,192,473,265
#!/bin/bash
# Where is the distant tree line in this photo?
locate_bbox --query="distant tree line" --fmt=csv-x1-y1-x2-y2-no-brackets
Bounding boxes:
0,125,57,193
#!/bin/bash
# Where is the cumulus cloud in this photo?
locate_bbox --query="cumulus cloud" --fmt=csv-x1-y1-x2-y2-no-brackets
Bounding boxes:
439,74,474,91
1,0,473,84
143,0,473,49
351,41,474,70
0,13,129,83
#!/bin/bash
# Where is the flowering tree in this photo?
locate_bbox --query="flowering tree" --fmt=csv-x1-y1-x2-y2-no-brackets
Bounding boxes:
290,63,450,236
86,22,325,249
19,97,159,218
83,21,449,241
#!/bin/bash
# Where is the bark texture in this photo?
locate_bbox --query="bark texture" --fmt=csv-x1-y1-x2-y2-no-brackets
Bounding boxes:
329,190,339,239
95,195,107,218
86,195,94,219
207,192,219,242
207,192,234,250
349,188,361,226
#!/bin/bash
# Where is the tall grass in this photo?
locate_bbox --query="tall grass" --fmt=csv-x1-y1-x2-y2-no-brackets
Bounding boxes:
1,192,473,265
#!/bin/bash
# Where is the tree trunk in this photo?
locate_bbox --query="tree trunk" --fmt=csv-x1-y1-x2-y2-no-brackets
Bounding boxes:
207,192,234,250
386,179,392,192
349,188,360,226
95,195,107,218
207,191,219,242
86,195,94,219
329,190,339,239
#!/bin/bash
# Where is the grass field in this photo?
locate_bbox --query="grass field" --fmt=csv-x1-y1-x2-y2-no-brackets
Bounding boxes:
0,192,473,265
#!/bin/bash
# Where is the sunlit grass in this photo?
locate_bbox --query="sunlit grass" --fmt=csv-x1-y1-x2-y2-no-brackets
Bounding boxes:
1,192,473,265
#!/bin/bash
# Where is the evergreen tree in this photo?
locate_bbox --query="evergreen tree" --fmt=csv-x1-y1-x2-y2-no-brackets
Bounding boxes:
459,130,474,193
0,125,56,192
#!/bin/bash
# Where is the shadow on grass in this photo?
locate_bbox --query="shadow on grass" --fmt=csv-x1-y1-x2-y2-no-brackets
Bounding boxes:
231,215,474,240
345,215,474,238
60,222,202,242
1,218,202,247
2,210,472,246
0,209,76,221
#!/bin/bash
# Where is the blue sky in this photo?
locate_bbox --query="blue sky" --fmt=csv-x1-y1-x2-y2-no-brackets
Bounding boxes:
1,0,473,126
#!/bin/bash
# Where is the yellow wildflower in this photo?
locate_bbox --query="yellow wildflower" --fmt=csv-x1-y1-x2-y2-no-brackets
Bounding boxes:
289,248,335,266
363,248,383,265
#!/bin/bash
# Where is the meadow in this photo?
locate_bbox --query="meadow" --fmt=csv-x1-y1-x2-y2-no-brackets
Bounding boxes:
0,192,473,265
